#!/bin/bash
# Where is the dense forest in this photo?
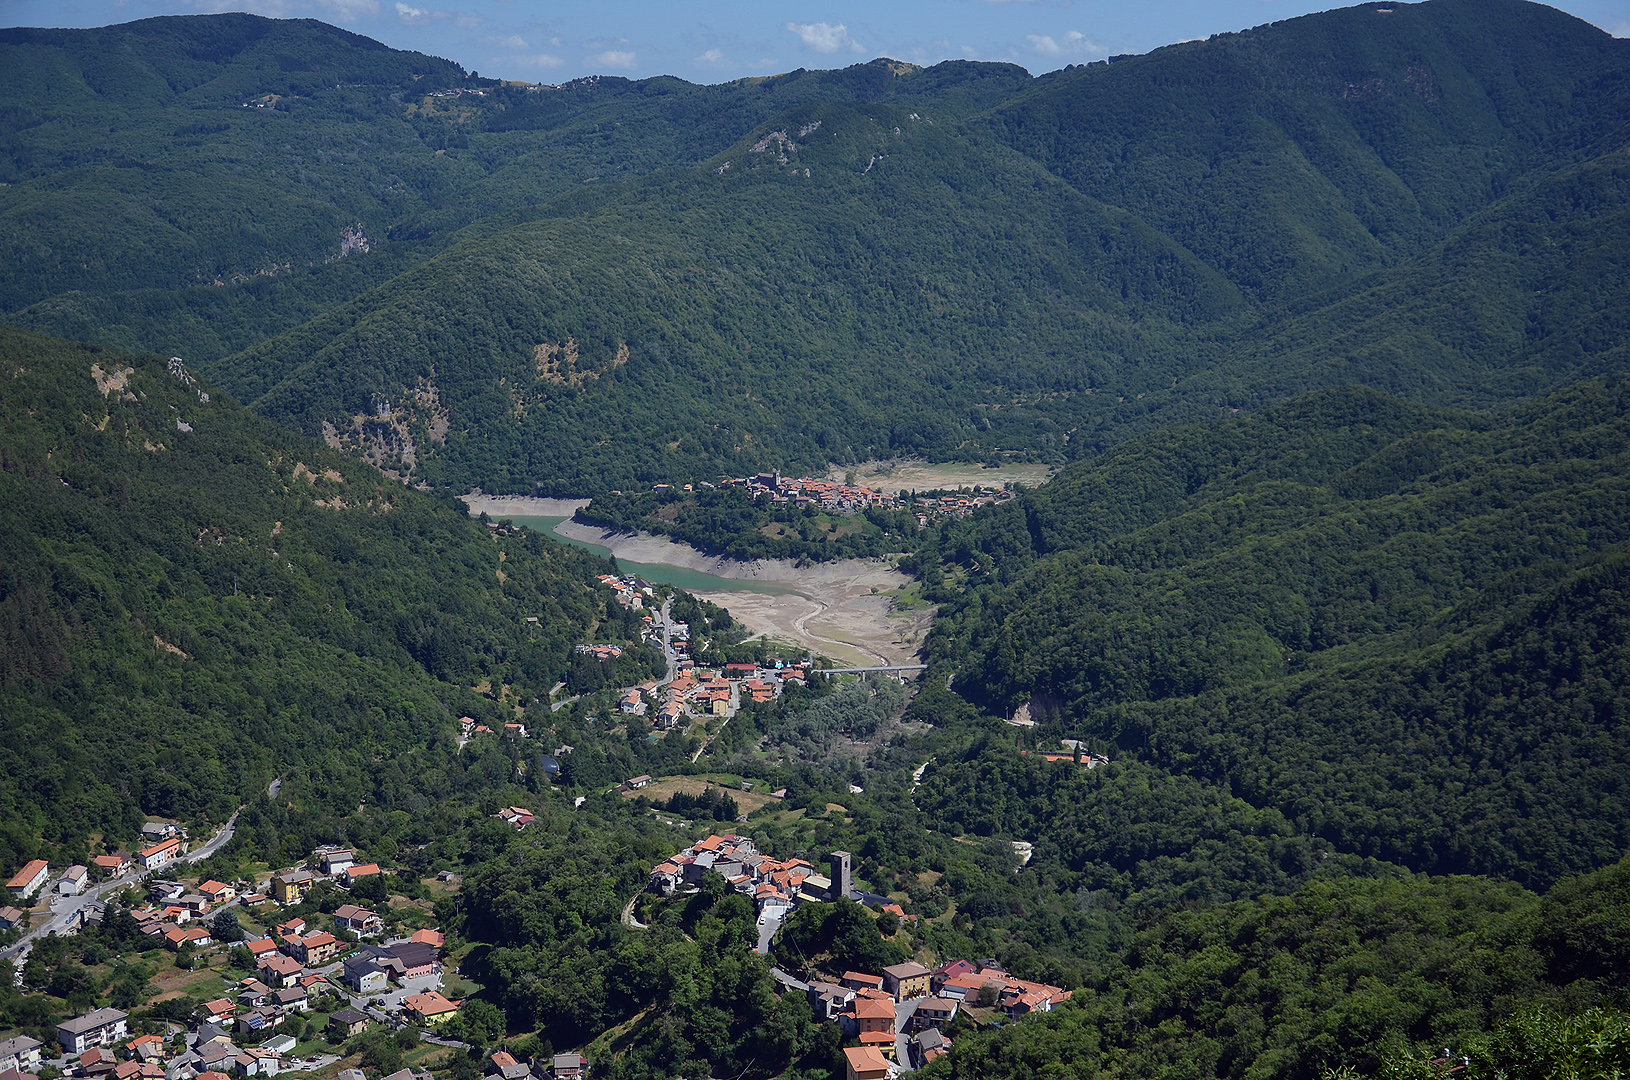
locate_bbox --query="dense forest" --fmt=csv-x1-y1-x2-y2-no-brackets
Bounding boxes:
0,327,642,874
2,0,1627,494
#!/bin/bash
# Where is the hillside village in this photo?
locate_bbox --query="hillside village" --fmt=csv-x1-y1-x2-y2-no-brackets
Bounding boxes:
0,840,505,1080
715,473,1012,526
4,816,1070,1080
644,834,1071,1078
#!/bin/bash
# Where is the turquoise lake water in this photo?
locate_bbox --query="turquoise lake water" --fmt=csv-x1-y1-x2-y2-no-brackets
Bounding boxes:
500,515,798,596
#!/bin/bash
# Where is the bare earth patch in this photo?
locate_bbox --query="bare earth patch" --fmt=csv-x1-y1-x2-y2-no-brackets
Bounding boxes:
462,493,932,668
692,575,930,669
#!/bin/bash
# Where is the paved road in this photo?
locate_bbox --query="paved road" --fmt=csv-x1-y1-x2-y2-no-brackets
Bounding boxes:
184,809,240,864
1,810,240,963
660,596,676,685
2,871,129,963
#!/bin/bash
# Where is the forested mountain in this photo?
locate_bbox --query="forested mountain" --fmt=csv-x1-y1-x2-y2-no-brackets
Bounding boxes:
924,381,1630,888
0,326,630,874
4,4,1630,1077
4,0,1628,493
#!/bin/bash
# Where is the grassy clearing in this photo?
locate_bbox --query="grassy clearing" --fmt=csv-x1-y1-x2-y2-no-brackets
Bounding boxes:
622,775,781,815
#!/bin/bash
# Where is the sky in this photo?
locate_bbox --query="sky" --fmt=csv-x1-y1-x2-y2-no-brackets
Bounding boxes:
1,0,1626,85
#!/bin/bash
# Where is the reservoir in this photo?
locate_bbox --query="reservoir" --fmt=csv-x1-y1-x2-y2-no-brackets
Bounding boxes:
499,515,797,596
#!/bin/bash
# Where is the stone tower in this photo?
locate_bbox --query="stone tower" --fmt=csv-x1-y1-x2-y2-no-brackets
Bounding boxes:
829,850,852,901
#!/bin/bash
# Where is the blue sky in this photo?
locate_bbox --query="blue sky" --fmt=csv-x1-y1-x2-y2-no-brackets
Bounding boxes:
2,0,1626,84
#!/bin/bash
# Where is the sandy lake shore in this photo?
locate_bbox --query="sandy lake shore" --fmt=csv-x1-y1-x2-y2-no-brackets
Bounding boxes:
553,521,928,669
461,493,929,669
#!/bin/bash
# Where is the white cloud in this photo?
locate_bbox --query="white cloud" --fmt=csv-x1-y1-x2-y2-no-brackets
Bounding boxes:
509,53,564,68
786,21,864,54
393,1,447,23
479,34,530,48
588,49,637,69
1025,30,1106,59
1604,17,1630,37
696,48,727,66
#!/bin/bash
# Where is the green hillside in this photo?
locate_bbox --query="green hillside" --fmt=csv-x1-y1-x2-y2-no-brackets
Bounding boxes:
5,0,1627,496
986,0,1630,304
926,381,1630,887
217,99,1234,493
0,326,631,873
917,864,1630,1080
206,0,1630,492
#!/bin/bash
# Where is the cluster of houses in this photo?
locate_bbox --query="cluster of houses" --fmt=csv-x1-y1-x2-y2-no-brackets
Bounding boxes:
12,916,452,1080
593,573,650,612
783,959,1070,1079
40,1005,290,1079
629,663,806,729
269,848,385,906
459,718,529,742
4,824,196,924
646,838,1070,1079
38,1002,301,1080
713,472,1013,526
478,1050,587,1080
647,836,871,920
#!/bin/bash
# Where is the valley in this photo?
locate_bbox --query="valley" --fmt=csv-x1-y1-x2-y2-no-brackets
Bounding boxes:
2,2,1629,1078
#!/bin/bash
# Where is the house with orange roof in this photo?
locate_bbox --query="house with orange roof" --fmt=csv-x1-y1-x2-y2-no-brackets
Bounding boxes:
842,1045,892,1080
198,999,236,1025
198,881,235,904
245,938,279,959
137,839,182,872
6,860,49,900
92,854,132,878
408,928,445,948
344,864,381,886
125,1035,166,1063
289,931,341,966
851,994,896,1038
403,991,459,1025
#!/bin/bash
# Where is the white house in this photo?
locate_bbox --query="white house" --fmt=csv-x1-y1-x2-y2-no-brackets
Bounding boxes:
58,865,88,896
6,860,49,901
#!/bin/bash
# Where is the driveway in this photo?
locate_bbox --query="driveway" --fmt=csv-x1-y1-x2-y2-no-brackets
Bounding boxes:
755,909,786,956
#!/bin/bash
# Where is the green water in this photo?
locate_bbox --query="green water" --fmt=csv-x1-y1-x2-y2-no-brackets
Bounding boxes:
501,516,798,596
